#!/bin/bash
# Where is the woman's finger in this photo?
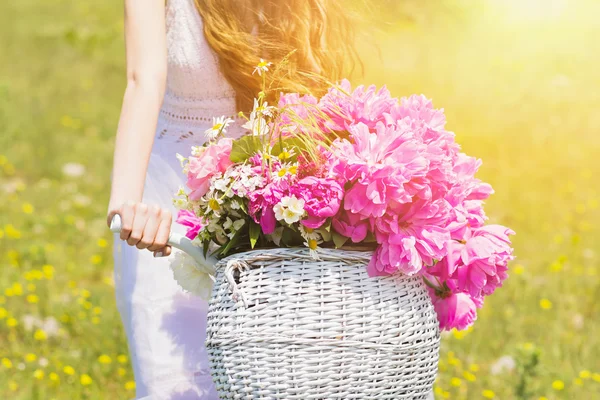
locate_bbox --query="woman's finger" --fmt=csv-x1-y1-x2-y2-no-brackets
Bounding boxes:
138,206,161,249
127,203,148,247
153,245,172,258
119,202,136,241
148,209,171,252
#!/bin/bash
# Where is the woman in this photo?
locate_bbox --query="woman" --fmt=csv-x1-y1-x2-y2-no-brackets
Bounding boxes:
107,0,357,398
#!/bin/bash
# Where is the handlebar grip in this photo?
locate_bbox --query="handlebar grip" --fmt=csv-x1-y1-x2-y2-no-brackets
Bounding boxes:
109,214,216,275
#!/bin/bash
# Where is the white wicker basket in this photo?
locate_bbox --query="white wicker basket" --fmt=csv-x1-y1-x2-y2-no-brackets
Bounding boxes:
206,248,440,399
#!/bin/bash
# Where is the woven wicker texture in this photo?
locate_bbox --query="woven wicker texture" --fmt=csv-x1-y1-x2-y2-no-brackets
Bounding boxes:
206,248,440,399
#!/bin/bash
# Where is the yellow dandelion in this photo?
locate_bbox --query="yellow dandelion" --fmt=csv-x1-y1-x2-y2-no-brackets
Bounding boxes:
539,397,549,400
482,390,495,399
117,367,127,376
447,357,461,367
63,365,75,375
469,363,480,372
580,370,591,379
592,373,600,382
80,289,91,298
463,371,476,382
34,329,48,341
90,255,102,265
450,377,462,387
7,317,18,327
4,224,22,239
92,306,102,315
0,307,7,319
8,381,18,391
2,357,13,369
97,238,108,248
523,342,534,351
49,372,60,382
552,380,565,390
26,294,39,304
4,288,14,297
441,390,451,399
117,354,128,364
34,369,45,380
80,373,93,386
98,354,112,364
13,283,23,296
42,264,55,279
434,387,444,396
22,203,34,214
125,381,136,391
25,353,37,363
513,264,525,275
68,280,77,288
539,299,553,310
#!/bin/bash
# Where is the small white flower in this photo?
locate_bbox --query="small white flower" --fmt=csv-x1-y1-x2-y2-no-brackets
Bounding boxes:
274,195,305,224
173,197,188,209
176,153,188,168
169,251,214,299
233,219,246,231
212,177,230,193
242,99,271,136
253,58,272,76
191,146,204,157
204,116,234,140
62,162,85,178
490,355,516,375
223,217,233,230
304,236,323,260
230,200,241,210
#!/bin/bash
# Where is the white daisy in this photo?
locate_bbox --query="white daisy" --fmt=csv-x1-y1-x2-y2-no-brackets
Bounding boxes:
253,58,272,76
204,116,234,140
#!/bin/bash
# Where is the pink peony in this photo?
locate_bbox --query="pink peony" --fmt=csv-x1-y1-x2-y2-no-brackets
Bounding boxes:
331,211,369,243
186,138,234,200
454,225,515,297
247,182,287,234
291,177,344,229
329,122,429,219
429,289,480,331
176,209,204,240
319,79,397,131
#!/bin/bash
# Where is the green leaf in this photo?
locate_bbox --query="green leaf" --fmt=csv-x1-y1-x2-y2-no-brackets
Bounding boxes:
230,135,261,163
271,137,308,159
332,231,350,249
316,225,332,242
202,240,210,258
281,227,303,247
249,220,260,249
216,228,245,257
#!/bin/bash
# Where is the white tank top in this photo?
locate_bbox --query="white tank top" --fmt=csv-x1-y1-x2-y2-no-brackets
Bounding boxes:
156,0,245,143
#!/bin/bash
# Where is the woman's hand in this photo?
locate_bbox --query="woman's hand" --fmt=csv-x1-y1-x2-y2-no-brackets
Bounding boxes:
107,201,172,257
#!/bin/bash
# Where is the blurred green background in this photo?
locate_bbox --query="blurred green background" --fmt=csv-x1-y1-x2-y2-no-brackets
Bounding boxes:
1,0,598,399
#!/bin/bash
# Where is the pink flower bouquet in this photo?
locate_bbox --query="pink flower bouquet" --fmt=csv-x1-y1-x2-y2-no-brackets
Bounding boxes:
173,72,515,332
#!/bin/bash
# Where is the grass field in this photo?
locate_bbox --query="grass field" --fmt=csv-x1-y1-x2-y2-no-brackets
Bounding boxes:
1,1,599,399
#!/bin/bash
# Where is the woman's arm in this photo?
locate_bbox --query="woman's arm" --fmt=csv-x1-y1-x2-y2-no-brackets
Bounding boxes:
107,0,172,257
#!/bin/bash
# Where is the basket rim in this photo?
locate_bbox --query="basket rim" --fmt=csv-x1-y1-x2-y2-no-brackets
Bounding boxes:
216,247,375,268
